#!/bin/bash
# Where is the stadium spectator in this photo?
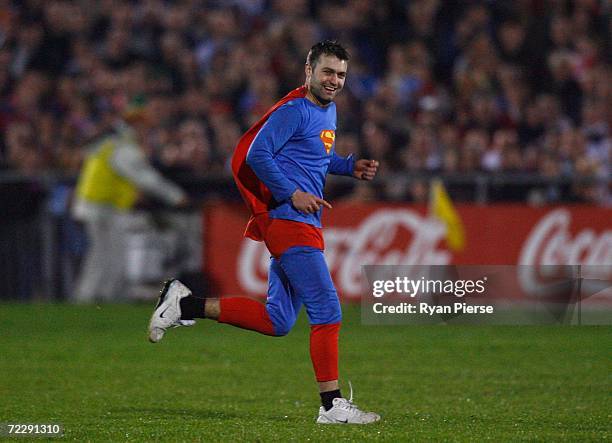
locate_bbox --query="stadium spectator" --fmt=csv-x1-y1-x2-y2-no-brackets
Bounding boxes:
0,1,608,204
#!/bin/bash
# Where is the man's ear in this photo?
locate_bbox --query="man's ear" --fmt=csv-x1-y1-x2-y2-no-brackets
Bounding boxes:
305,63,312,80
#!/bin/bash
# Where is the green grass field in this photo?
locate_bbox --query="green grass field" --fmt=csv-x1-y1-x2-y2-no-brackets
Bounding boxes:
0,303,610,442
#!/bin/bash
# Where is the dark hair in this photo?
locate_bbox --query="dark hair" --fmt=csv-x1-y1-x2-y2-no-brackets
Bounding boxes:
306,40,350,67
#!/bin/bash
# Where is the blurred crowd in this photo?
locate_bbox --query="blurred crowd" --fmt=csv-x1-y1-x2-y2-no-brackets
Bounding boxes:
0,0,610,203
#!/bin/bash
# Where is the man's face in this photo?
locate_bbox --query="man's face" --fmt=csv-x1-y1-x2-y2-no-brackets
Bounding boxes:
305,54,347,104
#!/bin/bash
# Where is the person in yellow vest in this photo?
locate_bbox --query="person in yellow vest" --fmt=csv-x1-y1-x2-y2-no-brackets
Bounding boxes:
72,101,188,302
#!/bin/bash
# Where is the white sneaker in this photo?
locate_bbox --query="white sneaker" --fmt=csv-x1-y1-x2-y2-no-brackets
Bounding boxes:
316,383,380,424
148,279,195,343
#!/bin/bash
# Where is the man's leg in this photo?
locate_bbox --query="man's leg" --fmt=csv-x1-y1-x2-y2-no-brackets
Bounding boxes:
147,247,380,422
277,246,380,423
277,246,342,407
158,257,301,337
100,212,130,300
196,257,301,336
74,218,111,302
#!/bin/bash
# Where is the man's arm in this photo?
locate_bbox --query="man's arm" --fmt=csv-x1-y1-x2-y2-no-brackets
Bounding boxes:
329,149,379,180
246,103,332,214
245,104,301,202
112,143,186,206
328,151,355,176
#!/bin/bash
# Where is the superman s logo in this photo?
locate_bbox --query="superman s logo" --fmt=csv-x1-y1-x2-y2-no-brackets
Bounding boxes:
319,130,335,154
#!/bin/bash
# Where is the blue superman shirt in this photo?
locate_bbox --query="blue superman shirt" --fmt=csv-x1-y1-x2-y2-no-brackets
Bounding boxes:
245,97,354,228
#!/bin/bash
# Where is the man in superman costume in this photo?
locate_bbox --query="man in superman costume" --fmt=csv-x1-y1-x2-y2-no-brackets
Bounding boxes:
148,41,380,424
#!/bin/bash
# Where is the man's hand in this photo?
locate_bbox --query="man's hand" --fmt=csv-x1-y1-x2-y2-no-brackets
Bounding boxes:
291,189,332,214
353,159,379,180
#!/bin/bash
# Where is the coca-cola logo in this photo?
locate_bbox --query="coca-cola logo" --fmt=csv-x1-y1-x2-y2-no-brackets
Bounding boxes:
234,207,611,300
237,209,451,297
518,209,612,297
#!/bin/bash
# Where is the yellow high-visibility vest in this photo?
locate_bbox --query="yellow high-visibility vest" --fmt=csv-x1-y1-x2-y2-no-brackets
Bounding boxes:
75,137,138,210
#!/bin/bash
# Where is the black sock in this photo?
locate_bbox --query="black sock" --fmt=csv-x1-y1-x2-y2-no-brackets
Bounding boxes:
179,296,206,320
320,389,342,411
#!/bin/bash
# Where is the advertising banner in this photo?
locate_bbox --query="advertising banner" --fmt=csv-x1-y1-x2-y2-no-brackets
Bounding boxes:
204,204,612,304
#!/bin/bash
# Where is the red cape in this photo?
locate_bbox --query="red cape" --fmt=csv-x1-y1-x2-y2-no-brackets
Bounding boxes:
231,86,307,241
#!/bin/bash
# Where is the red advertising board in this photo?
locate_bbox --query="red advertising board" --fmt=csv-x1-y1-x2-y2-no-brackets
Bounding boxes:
204,204,612,301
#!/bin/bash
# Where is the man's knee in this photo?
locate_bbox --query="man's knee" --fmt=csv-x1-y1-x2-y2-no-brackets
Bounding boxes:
266,305,297,336
307,291,342,325
273,319,295,336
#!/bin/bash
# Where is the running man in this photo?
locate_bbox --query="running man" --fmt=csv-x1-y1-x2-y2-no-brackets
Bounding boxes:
148,40,380,424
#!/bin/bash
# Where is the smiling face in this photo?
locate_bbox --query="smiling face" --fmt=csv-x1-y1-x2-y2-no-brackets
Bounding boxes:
305,54,348,105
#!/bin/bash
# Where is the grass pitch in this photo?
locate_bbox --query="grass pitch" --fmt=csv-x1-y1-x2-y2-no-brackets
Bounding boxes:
0,303,610,441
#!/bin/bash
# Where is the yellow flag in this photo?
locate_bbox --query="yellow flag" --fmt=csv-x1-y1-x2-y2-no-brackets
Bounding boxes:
430,179,465,251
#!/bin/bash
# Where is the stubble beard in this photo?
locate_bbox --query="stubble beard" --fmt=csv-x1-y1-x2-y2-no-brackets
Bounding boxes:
309,80,335,106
